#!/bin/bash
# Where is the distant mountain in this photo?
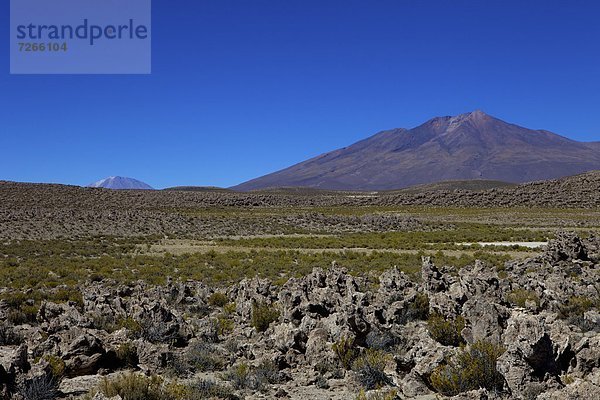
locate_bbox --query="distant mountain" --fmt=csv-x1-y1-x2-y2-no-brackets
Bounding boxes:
87,176,154,190
232,111,600,191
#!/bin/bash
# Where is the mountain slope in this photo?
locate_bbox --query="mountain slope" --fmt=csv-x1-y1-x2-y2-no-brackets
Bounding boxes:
88,176,154,190
233,111,600,191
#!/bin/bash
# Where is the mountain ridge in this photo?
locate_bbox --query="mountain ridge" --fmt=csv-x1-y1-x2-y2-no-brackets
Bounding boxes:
232,111,600,191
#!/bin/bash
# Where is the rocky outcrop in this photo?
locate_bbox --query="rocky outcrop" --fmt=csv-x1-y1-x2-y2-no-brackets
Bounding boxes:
1,233,599,399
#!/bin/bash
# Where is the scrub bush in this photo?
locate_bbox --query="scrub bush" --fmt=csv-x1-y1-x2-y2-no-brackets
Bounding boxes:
430,340,505,396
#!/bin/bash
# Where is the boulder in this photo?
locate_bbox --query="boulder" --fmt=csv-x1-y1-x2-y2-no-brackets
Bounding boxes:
37,301,85,333
461,298,507,344
0,343,28,374
498,313,563,396
304,328,335,367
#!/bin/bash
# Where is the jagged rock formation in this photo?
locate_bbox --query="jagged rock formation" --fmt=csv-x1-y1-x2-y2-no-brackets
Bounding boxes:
1,233,599,399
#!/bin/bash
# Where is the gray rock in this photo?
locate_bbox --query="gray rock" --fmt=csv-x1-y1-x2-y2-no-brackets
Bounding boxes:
498,313,563,396
304,328,334,367
536,378,600,399
0,344,28,374
461,298,507,344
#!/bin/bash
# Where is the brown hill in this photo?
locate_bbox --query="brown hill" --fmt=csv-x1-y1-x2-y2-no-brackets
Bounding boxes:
233,111,600,191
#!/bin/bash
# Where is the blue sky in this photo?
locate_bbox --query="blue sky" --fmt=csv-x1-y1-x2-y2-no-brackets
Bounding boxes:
1,0,599,188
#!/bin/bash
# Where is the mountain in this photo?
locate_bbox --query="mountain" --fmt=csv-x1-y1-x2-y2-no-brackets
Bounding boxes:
87,176,154,190
233,111,600,191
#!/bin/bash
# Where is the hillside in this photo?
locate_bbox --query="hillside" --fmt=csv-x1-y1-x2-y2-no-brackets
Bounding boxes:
233,111,600,191
0,171,599,239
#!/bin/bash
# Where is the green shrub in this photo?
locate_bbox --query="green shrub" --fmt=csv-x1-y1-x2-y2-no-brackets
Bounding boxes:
332,336,358,370
42,354,66,378
117,317,142,335
352,349,392,390
223,363,252,390
0,291,29,308
184,378,234,399
163,355,191,379
222,360,282,392
397,293,429,324
90,374,233,400
254,359,283,385
223,302,236,316
216,315,234,337
427,313,465,346
0,226,532,290
116,342,139,369
96,373,172,400
506,289,540,308
356,389,398,400
1,292,40,325
22,304,40,322
208,292,229,307
430,340,506,396
7,305,39,325
251,301,280,332
185,342,225,372
17,374,60,400
562,374,575,385
314,360,344,379
558,296,597,321
51,288,84,309
93,315,142,335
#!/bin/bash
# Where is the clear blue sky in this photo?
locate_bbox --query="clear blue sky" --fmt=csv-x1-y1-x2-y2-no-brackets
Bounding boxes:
1,0,599,188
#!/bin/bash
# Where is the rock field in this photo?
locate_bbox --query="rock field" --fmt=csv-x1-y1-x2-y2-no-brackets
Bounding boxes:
1,232,599,399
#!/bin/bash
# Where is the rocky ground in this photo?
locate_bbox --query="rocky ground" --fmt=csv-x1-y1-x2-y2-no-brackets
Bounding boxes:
0,207,426,240
1,232,599,399
1,171,599,239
